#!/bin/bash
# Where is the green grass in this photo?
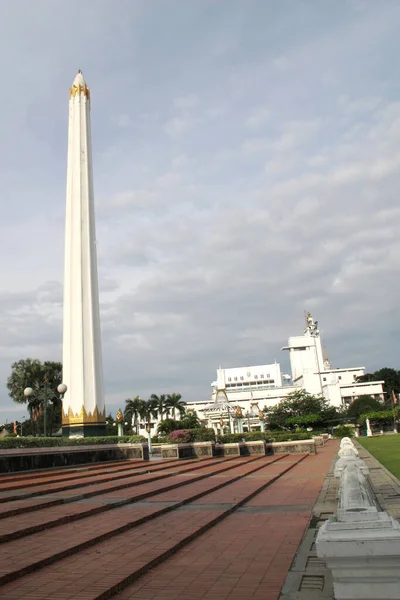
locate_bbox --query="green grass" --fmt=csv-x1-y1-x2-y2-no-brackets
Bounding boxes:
358,435,400,480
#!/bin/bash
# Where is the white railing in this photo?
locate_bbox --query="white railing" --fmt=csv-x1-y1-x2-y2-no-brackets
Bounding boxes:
316,437,400,599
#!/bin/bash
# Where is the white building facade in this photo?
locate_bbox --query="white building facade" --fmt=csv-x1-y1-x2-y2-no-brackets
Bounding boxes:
137,313,385,436
185,313,385,434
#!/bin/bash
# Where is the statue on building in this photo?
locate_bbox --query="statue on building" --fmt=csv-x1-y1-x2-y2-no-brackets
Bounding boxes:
258,410,264,421
235,406,243,418
304,311,319,337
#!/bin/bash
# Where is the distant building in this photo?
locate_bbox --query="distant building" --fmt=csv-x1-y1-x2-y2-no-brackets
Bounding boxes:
184,313,384,434
138,313,385,436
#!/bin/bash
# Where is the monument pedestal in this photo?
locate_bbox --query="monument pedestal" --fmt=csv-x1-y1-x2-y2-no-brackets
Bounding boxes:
317,513,400,600
62,424,107,438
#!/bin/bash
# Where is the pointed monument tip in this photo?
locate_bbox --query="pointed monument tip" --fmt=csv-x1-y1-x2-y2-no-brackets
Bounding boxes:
72,70,86,87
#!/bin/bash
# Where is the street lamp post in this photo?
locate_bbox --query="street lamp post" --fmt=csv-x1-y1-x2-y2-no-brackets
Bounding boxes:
23,387,35,435
146,423,152,454
57,384,68,435
43,375,48,437
244,411,251,432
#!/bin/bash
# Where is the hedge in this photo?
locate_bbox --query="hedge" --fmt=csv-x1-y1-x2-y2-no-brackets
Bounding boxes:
359,409,399,424
0,435,146,449
151,428,216,445
334,425,354,439
219,431,312,444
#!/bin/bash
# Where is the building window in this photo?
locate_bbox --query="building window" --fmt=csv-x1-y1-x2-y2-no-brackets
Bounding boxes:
247,372,251,377
323,377,326,382
260,374,264,378
254,375,258,379
338,376,342,380
228,378,231,382
267,374,270,378
240,376,244,380
234,377,237,381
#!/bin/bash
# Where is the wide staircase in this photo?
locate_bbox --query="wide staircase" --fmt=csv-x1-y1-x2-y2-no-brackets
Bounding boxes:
0,446,336,600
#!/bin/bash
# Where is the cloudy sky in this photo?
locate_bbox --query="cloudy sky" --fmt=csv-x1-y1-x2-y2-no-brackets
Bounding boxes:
1,0,399,421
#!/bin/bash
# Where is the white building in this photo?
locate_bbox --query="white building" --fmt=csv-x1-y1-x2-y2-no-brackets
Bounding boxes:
138,313,385,436
184,313,385,433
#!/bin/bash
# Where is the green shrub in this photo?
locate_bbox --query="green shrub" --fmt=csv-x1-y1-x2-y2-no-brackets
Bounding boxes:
359,409,398,424
191,428,215,442
334,425,354,439
151,436,169,444
267,430,312,442
218,431,312,444
0,435,146,449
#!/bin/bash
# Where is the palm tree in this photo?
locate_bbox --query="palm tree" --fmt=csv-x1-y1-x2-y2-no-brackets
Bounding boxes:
124,396,143,434
150,394,169,420
139,398,159,431
166,393,186,420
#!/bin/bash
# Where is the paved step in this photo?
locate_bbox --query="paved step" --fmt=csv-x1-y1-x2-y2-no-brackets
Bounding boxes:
0,456,284,586
0,459,145,491
0,456,258,541
118,459,317,600
0,456,190,502
0,455,306,599
0,457,217,518
0,458,137,484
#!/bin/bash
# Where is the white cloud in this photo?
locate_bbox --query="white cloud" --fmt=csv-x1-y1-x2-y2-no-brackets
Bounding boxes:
163,117,191,136
173,94,199,110
246,106,271,127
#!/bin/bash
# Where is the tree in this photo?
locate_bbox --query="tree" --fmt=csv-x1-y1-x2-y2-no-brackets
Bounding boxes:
180,411,201,429
346,395,382,422
7,359,63,436
124,396,143,434
265,389,340,430
166,393,186,419
357,368,400,405
139,398,159,430
157,418,180,436
150,394,169,420
106,412,116,436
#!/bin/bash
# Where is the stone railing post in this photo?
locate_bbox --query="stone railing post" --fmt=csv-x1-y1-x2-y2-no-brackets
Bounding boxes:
316,438,400,599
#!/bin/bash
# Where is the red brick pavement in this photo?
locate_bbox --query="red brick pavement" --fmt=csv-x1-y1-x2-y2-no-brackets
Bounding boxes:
0,454,305,599
0,456,228,520
0,443,338,600
0,456,256,541
116,442,338,600
0,456,271,583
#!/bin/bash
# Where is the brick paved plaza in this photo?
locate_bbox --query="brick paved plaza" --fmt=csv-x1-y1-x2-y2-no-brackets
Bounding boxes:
0,443,338,600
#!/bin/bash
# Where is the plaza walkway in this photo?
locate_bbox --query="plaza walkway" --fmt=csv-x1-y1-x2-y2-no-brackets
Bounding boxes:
0,442,338,600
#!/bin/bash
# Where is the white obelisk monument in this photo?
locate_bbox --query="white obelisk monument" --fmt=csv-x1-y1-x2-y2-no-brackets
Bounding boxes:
61,70,106,437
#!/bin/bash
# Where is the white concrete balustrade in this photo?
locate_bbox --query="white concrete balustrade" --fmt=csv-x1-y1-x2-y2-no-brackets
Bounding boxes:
316,437,400,599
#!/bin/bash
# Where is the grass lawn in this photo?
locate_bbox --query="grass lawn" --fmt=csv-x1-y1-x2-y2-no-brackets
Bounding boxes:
358,435,400,480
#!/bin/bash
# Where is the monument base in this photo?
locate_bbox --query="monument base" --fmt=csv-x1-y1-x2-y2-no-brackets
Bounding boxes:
62,423,107,438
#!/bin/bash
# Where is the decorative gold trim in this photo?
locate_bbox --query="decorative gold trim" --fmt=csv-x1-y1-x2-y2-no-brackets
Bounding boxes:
69,84,90,101
62,405,106,426
116,408,123,424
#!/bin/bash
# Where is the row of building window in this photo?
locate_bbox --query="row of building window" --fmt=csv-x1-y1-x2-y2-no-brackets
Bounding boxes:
228,374,271,382
226,380,275,388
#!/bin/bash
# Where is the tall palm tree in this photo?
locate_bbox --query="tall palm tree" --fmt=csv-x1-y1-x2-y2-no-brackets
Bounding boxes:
139,398,159,430
150,394,168,420
124,396,143,434
166,393,186,420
